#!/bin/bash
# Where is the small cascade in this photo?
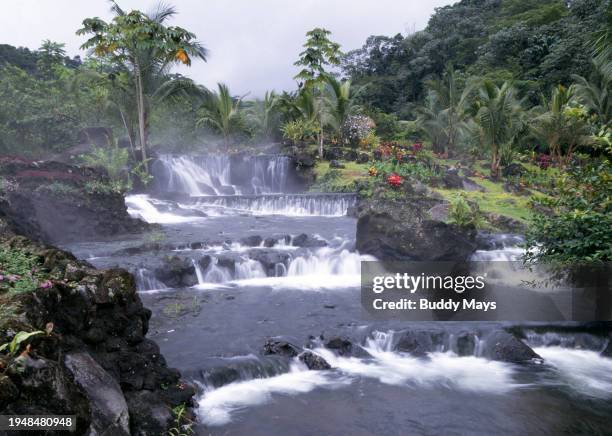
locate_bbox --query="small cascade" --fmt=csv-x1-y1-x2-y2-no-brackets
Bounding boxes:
286,248,367,276
185,245,373,287
234,258,267,279
250,155,290,194
472,233,526,261
150,154,291,196
152,154,236,196
190,193,357,217
135,268,167,292
126,195,199,224
523,330,608,352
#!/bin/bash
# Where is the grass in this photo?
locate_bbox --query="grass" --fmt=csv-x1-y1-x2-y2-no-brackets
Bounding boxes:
311,149,558,226
312,161,369,191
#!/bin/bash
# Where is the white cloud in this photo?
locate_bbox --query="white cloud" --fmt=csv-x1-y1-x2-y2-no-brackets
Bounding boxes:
1,0,454,96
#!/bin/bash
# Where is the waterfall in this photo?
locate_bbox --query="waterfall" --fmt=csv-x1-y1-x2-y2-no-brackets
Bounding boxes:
191,193,356,217
250,155,289,194
151,154,291,196
135,268,168,292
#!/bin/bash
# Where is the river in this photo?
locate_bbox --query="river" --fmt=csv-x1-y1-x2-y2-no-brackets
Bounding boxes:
62,154,612,435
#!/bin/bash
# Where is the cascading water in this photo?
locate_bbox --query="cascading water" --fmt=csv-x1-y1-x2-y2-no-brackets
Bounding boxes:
150,154,291,196
136,268,168,292
151,154,235,196
250,155,290,194
190,193,356,217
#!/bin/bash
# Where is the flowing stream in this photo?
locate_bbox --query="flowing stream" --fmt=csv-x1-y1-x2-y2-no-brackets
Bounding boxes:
64,154,612,435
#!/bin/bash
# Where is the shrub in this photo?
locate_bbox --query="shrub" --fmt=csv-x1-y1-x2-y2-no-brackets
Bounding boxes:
525,159,612,263
447,193,483,228
341,115,375,148
81,145,129,181
281,119,318,144
0,246,51,295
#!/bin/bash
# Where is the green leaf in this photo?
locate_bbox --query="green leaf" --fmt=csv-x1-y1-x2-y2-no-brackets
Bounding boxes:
9,330,44,354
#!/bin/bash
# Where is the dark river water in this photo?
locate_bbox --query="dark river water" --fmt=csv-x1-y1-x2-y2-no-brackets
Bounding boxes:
62,155,612,436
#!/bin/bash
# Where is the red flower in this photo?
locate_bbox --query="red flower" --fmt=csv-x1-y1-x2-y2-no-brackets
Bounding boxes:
412,142,423,153
538,154,551,169
387,173,403,187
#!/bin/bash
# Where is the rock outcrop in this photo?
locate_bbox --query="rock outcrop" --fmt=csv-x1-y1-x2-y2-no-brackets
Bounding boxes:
0,157,148,243
355,188,477,261
0,234,194,435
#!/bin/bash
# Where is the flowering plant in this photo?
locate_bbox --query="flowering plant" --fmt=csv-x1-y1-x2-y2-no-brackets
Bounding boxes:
368,166,378,177
538,154,551,169
387,173,403,187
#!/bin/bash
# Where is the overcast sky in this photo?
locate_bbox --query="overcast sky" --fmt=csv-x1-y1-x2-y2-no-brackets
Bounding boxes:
1,0,454,97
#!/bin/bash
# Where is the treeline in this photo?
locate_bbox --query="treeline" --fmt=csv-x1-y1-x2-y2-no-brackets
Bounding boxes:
343,0,608,116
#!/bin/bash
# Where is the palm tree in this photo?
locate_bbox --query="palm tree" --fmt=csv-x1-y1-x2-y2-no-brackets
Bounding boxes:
474,80,524,178
246,91,280,140
590,7,612,77
419,65,473,155
571,62,611,128
323,74,361,144
197,83,244,148
531,85,590,165
78,1,208,170
418,92,450,154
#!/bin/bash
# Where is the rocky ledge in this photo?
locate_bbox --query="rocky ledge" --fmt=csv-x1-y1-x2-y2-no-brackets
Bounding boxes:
0,233,194,435
355,183,478,261
0,157,149,243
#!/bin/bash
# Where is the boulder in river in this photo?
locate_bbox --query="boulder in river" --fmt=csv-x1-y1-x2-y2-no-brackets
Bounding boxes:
241,235,263,247
292,233,328,248
299,351,332,370
263,339,301,357
153,256,198,288
247,249,291,274
394,330,445,357
481,331,542,363
325,336,353,356
356,196,477,261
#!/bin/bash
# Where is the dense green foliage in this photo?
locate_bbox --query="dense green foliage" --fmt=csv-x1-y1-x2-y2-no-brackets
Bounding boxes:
0,246,49,295
342,0,607,115
0,0,609,266
525,159,612,263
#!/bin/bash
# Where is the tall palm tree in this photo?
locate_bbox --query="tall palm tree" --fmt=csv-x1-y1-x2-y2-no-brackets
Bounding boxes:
197,83,244,148
474,80,524,178
246,90,280,140
590,7,612,77
79,1,208,170
420,65,473,155
531,85,590,165
323,74,362,144
571,62,611,128
418,92,450,154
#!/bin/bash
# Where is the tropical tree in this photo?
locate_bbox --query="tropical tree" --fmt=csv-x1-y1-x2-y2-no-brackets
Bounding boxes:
418,65,473,155
323,74,361,143
590,6,612,77
571,62,611,128
197,83,244,148
294,28,342,157
37,40,68,78
246,90,280,140
531,85,590,165
474,80,524,178
77,1,207,170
